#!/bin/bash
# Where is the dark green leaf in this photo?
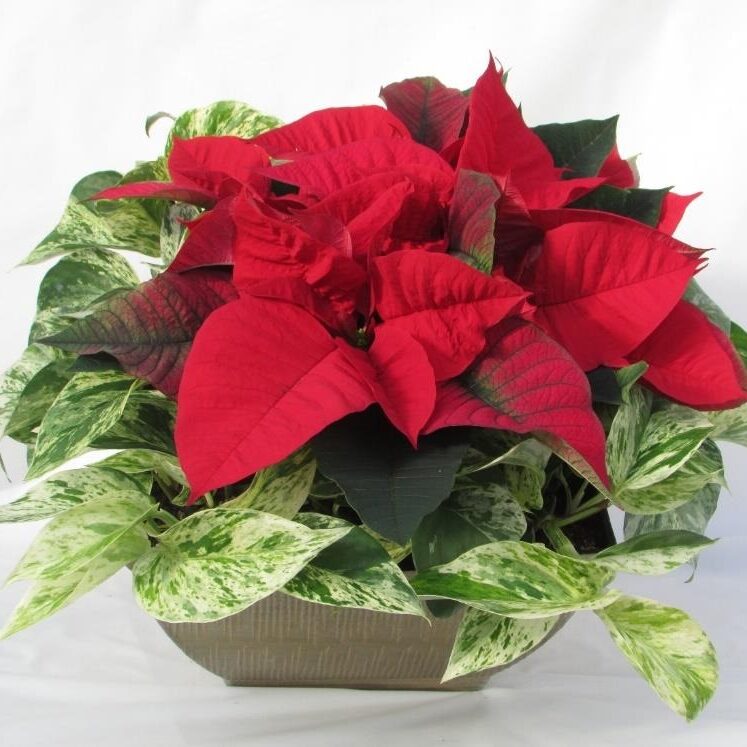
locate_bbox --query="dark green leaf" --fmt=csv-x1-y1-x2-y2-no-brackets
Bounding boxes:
533,116,618,177
312,410,469,544
570,185,671,226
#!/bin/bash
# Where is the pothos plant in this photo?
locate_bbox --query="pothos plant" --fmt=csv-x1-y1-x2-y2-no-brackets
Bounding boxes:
1,56,746,720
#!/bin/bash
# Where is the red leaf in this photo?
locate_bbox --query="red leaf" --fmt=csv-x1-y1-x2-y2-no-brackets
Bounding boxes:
176,297,374,498
231,197,367,314
626,301,747,409
598,146,637,188
372,251,527,379
93,137,270,207
258,138,453,199
379,76,468,151
657,192,700,235
167,137,269,197
338,326,437,446
304,176,415,259
519,176,604,210
425,319,609,490
169,199,235,272
448,169,500,273
458,57,557,187
248,106,410,156
41,269,237,396
522,220,704,370
92,180,217,208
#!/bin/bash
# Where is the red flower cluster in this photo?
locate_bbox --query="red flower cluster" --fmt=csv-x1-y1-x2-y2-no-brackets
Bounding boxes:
98,58,747,500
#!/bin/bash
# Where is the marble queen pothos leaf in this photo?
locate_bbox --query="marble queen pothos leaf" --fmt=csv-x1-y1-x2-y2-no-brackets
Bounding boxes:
21,171,161,265
707,403,747,447
443,608,560,682
132,508,350,623
6,492,154,583
223,448,316,518
410,541,619,618
0,465,147,523
593,530,715,575
624,483,721,539
596,595,718,720
0,527,149,639
26,371,140,480
165,100,281,151
614,438,725,516
0,344,63,440
283,513,424,617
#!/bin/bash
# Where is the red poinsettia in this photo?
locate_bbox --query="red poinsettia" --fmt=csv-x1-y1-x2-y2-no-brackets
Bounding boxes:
93,56,747,505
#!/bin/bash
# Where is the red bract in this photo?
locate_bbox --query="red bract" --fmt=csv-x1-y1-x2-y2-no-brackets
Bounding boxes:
90,57,746,504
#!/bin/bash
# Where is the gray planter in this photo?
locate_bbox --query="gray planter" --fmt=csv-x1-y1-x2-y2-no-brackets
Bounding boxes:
159,591,568,690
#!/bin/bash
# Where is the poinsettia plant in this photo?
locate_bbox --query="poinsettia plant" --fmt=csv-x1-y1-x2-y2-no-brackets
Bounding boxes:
2,56,746,719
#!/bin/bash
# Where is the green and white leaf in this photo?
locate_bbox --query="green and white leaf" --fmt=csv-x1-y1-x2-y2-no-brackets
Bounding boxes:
615,439,725,515
360,526,411,563
625,483,721,539
596,595,718,720
30,248,139,340
0,527,148,639
411,541,619,618
443,608,560,682
618,406,713,492
94,449,185,486
594,530,715,575
26,371,140,480
166,101,281,150
21,172,161,265
160,202,200,265
7,492,154,583
132,508,350,622
0,344,63,440
412,484,527,570
707,403,747,447
606,382,652,486
0,465,147,523
284,514,424,617
223,448,315,518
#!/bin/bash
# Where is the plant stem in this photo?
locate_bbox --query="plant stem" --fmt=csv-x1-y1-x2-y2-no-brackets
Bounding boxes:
203,491,215,508
555,494,610,528
543,523,579,557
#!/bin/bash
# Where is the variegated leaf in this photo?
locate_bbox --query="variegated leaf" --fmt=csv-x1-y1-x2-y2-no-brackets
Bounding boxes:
132,508,350,622
223,448,315,518
596,595,718,720
26,371,140,480
615,439,724,515
0,465,147,523
0,345,63,440
707,403,747,447
160,203,201,265
30,248,139,341
443,608,560,681
606,383,651,486
464,438,550,510
412,484,527,570
166,101,281,151
92,394,175,454
7,492,154,583
0,527,148,639
283,514,424,617
594,530,715,575
21,172,161,265
4,357,74,443
683,280,731,332
618,406,713,492
360,526,411,563
94,449,185,486
624,483,721,539
411,541,619,618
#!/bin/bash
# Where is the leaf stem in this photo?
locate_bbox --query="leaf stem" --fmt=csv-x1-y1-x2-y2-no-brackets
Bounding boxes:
543,523,579,556
555,494,610,528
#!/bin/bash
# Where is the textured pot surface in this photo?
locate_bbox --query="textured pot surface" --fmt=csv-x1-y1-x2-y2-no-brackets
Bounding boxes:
159,591,568,691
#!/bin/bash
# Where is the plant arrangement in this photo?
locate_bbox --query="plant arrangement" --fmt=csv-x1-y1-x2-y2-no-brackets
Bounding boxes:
1,56,746,719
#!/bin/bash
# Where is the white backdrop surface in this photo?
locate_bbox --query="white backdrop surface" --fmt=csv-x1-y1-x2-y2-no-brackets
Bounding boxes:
1,1,747,744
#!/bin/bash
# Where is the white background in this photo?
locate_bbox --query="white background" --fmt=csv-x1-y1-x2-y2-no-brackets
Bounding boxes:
1,1,747,744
